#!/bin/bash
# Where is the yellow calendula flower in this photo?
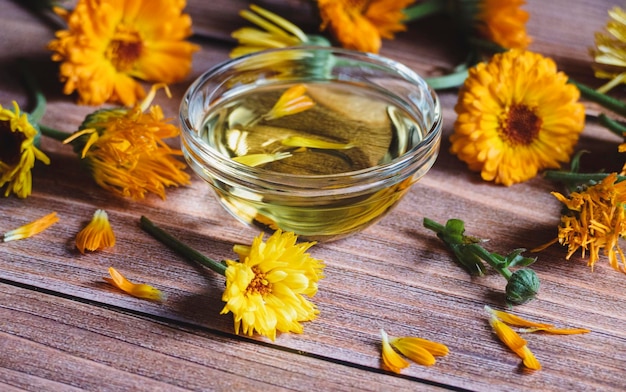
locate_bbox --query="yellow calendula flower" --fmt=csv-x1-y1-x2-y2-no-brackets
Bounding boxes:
48,0,199,106
231,4,310,58
104,266,165,301
380,329,448,373
63,85,190,200
75,209,116,254
0,101,50,198
539,173,626,273
3,212,59,242
220,230,325,341
317,0,416,53
591,7,626,93
450,50,585,186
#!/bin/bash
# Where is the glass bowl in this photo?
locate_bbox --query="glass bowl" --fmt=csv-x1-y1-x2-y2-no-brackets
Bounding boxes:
179,46,442,241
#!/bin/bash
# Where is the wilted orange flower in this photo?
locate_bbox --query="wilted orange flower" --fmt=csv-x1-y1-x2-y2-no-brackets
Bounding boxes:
538,173,626,273
318,0,416,53
48,0,199,106
450,50,585,186
3,212,59,242
62,85,190,199
75,209,116,254
104,266,165,301
0,101,50,198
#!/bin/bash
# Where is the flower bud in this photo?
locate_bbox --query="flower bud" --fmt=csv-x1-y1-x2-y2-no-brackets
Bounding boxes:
505,269,540,305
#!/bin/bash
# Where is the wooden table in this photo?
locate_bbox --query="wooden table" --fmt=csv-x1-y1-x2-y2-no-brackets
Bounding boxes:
1,1,624,391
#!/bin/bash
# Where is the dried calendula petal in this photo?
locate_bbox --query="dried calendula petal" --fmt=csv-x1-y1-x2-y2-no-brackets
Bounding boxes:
3,212,59,242
233,152,292,167
519,327,591,335
484,305,554,328
104,267,165,302
264,84,315,120
281,136,355,150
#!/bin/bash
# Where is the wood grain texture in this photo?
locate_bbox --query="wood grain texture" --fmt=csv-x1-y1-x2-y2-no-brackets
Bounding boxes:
1,0,625,391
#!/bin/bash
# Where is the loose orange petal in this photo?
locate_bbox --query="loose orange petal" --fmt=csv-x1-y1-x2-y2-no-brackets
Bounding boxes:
75,209,116,254
3,212,59,242
380,329,410,374
485,305,554,329
389,337,437,366
489,315,527,353
104,267,165,302
520,327,591,335
519,345,542,370
264,84,315,120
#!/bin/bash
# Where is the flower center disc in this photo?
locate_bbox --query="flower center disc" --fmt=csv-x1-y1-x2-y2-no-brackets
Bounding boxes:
107,26,143,71
502,104,542,146
0,122,25,165
246,267,272,296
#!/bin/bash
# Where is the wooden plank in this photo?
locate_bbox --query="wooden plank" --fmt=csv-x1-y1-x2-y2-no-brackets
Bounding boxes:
0,283,448,391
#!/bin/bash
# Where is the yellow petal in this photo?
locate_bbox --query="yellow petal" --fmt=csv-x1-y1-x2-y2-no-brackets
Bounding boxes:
104,267,165,302
264,84,315,120
391,336,449,357
485,305,554,328
380,329,409,373
75,209,116,254
519,345,542,371
519,327,591,335
280,136,355,150
233,152,292,167
389,337,437,366
489,315,527,353
3,212,59,242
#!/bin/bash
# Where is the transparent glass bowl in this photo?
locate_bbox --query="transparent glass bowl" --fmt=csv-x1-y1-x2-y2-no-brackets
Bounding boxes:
179,47,442,241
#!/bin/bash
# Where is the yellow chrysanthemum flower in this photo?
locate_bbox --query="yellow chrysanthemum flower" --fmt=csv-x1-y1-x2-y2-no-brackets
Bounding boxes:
541,173,626,273
380,329,448,373
48,0,199,106
591,7,626,93
220,230,325,341
75,209,116,254
0,101,50,198
317,0,416,53
231,4,310,58
63,85,190,200
104,266,165,301
3,212,59,242
450,49,586,186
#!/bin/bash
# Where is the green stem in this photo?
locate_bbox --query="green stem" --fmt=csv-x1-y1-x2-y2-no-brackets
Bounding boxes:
598,113,626,137
466,245,512,280
403,0,447,21
568,78,626,118
543,171,626,183
139,216,227,276
426,69,469,90
423,217,445,233
19,60,46,123
39,124,72,142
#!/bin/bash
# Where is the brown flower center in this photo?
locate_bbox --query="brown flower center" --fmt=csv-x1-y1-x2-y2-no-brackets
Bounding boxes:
107,26,143,72
245,267,272,296
0,121,25,165
501,104,542,146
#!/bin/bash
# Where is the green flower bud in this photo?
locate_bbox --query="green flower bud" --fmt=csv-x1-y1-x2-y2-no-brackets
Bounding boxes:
505,269,540,305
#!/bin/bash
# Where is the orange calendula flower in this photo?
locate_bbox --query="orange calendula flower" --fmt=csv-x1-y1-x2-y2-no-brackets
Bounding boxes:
3,212,59,242
0,101,50,198
318,0,416,53
63,85,190,200
380,329,448,373
590,6,626,93
450,49,585,186
75,209,116,254
263,84,315,121
221,230,325,340
469,0,531,49
48,0,199,106
537,173,626,273
104,266,165,301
